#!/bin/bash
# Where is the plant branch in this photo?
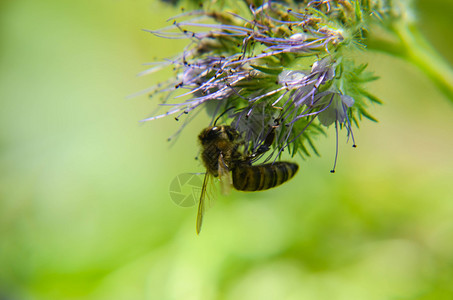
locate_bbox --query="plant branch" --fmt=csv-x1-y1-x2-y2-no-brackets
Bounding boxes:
366,21,453,103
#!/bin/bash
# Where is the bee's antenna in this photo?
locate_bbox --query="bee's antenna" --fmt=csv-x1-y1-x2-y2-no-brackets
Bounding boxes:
213,106,236,126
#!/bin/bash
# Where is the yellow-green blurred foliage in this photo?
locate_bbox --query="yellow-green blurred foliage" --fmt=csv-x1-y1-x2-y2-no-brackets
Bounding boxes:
1,0,452,299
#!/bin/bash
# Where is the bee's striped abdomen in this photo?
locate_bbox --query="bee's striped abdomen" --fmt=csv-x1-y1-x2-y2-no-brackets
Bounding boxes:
232,162,299,191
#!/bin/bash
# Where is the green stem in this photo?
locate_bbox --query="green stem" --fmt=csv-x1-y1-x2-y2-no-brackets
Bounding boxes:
366,21,453,103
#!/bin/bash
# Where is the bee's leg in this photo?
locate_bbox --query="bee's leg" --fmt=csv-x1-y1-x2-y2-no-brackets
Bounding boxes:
218,153,232,194
218,153,229,169
248,127,276,160
256,127,275,155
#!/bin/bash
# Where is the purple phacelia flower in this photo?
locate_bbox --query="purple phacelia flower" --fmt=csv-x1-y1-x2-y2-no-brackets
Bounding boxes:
140,0,385,171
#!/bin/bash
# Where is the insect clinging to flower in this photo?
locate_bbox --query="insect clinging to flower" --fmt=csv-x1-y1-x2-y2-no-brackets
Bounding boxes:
196,122,299,234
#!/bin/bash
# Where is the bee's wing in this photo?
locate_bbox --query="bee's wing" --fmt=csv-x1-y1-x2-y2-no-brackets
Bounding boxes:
196,172,210,235
218,153,232,195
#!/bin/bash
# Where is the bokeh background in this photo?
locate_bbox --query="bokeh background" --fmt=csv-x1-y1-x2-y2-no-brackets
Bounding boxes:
1,0,452,299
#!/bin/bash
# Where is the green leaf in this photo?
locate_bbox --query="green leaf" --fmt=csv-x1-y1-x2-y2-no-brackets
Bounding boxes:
306,136,320,157
359,89,383,104
358,106,378,122
250,65,283,75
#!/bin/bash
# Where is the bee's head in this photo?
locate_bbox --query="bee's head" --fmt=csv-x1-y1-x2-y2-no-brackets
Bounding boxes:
198,125,238,145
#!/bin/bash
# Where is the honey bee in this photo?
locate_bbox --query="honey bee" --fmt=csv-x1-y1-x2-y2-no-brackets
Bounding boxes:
196,125,299,234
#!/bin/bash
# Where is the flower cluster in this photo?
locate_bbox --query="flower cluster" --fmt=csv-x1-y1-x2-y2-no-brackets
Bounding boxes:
142,0,384,171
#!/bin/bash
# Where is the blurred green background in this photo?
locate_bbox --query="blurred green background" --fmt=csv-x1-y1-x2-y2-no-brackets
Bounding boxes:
1,0,452,299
